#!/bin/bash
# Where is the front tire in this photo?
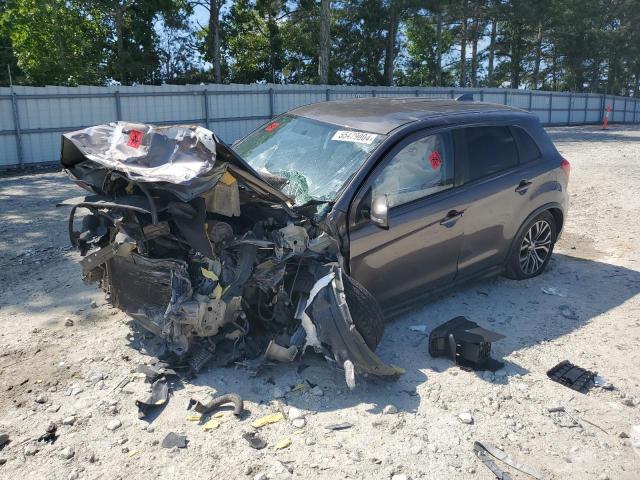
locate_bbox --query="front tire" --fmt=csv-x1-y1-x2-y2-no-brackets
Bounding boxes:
342,274,385,351
505,211,557,280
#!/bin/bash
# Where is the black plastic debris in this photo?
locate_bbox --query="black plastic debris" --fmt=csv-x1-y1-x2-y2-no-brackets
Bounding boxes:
473,441,547,480
193,393,244,416
242,432,267,450
0,433,9,450
136,378,170,419
37,423,58,444
136,364,177,383
325,423,353,431
429,316,505,371
547,360,596,393
161,432,187,449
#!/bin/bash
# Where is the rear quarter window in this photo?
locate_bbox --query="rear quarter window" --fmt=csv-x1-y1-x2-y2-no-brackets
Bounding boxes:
512,127,542,163
457,126,519,183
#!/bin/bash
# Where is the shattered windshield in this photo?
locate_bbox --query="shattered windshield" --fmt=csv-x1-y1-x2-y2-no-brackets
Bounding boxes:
233,115,385,205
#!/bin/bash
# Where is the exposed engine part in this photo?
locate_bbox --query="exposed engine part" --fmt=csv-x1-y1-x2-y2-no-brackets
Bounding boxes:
274,223,308,255
264,340,298,363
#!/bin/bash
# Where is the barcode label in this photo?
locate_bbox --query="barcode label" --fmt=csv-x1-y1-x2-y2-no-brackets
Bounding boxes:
331,130,378,144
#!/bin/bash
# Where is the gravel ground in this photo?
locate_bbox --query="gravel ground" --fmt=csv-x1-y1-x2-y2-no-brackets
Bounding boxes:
0,124,639,480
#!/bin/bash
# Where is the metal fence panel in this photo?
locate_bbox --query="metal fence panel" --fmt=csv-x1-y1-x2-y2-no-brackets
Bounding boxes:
1,83,638,170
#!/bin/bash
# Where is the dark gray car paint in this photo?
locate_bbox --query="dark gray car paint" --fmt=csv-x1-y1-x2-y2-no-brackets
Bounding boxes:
287,99,568,309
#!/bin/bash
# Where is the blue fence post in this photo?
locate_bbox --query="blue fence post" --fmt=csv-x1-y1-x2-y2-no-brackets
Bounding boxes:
567,93,572,125
480,89,485,101
528,91,533,112
203,89,209,128
450,89,455,99
10,88,24,167
548,93,553,124
623,97,628,123
268,88,274,118
114,91,122,121
415,89,419,97
583,95,588,123
371,89,376,97
325,88,331,101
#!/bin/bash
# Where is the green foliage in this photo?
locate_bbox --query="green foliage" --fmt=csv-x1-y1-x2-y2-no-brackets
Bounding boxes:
2,0,107,85
1,0,640,96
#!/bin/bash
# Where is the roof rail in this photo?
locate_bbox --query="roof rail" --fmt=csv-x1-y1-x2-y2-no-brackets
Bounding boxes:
455,93,475,101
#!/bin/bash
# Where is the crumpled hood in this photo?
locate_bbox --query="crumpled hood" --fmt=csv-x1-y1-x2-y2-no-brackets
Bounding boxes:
61,122,292,205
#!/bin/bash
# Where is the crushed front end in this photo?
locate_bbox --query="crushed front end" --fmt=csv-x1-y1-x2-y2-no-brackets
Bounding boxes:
59,122,400,386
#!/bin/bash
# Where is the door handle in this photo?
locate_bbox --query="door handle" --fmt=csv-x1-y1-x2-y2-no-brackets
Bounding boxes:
439,209,464,225
515,179,532,193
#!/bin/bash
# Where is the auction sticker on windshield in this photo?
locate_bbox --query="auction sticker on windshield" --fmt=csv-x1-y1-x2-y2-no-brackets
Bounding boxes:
331,130,378,144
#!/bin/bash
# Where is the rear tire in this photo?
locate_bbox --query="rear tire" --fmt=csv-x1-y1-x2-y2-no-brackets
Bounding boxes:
342,274,385,351
505,211,557,280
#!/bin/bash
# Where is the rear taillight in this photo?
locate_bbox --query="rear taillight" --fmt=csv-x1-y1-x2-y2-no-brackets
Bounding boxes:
560,158,570,179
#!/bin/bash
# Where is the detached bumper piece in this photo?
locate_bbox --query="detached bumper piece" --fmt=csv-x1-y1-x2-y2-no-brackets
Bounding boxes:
546,360,596,394
429,316,505,371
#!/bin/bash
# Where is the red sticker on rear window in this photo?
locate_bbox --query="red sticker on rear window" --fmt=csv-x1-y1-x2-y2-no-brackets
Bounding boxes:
127,129,143,148
429,150,442,170
264,122,280,132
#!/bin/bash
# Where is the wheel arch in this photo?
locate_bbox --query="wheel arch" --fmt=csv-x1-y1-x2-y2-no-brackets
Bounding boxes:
506,203,564,266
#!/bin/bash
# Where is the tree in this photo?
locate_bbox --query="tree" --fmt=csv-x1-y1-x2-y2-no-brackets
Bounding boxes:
2,0,107,85
318,0,331,84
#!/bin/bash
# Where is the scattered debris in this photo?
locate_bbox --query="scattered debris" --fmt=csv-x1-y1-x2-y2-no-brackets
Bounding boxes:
429,316,505,371
408,325,428,333
37,423,58,444
547,360,596,393
292,418,306,428
593,375,614,390
0,434,9,449
473,441,548,480
62,416,76,426
193,392,244,416
541,287,566,297
274,438,292,450
242,432,267,450
161,432,187,449
136,377,170,419
325,423,353,431
34,393,47,404
251,412,284,428
64,318,74,327
202,419,220,431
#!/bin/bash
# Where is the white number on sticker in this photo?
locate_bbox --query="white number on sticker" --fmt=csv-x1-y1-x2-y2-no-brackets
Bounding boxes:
331,130,378,144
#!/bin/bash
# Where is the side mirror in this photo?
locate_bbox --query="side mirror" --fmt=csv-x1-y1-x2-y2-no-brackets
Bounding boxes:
370,194,389,229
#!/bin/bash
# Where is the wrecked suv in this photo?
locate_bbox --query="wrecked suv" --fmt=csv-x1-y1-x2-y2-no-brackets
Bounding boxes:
60,97,568,384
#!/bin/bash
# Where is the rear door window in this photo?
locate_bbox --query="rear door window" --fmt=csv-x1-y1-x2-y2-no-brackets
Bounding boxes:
457,126,518,183
512,127,542,163
372,131,453,208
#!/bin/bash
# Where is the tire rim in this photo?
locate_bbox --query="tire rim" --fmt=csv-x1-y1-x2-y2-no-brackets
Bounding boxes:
519,220,552,275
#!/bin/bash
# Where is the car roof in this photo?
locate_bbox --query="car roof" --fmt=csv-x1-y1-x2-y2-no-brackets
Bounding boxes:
289,97,530,135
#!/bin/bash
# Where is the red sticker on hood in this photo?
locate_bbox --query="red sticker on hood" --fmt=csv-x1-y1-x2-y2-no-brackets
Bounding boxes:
264,122,280,132
429,150,442,170
127,129,143,148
